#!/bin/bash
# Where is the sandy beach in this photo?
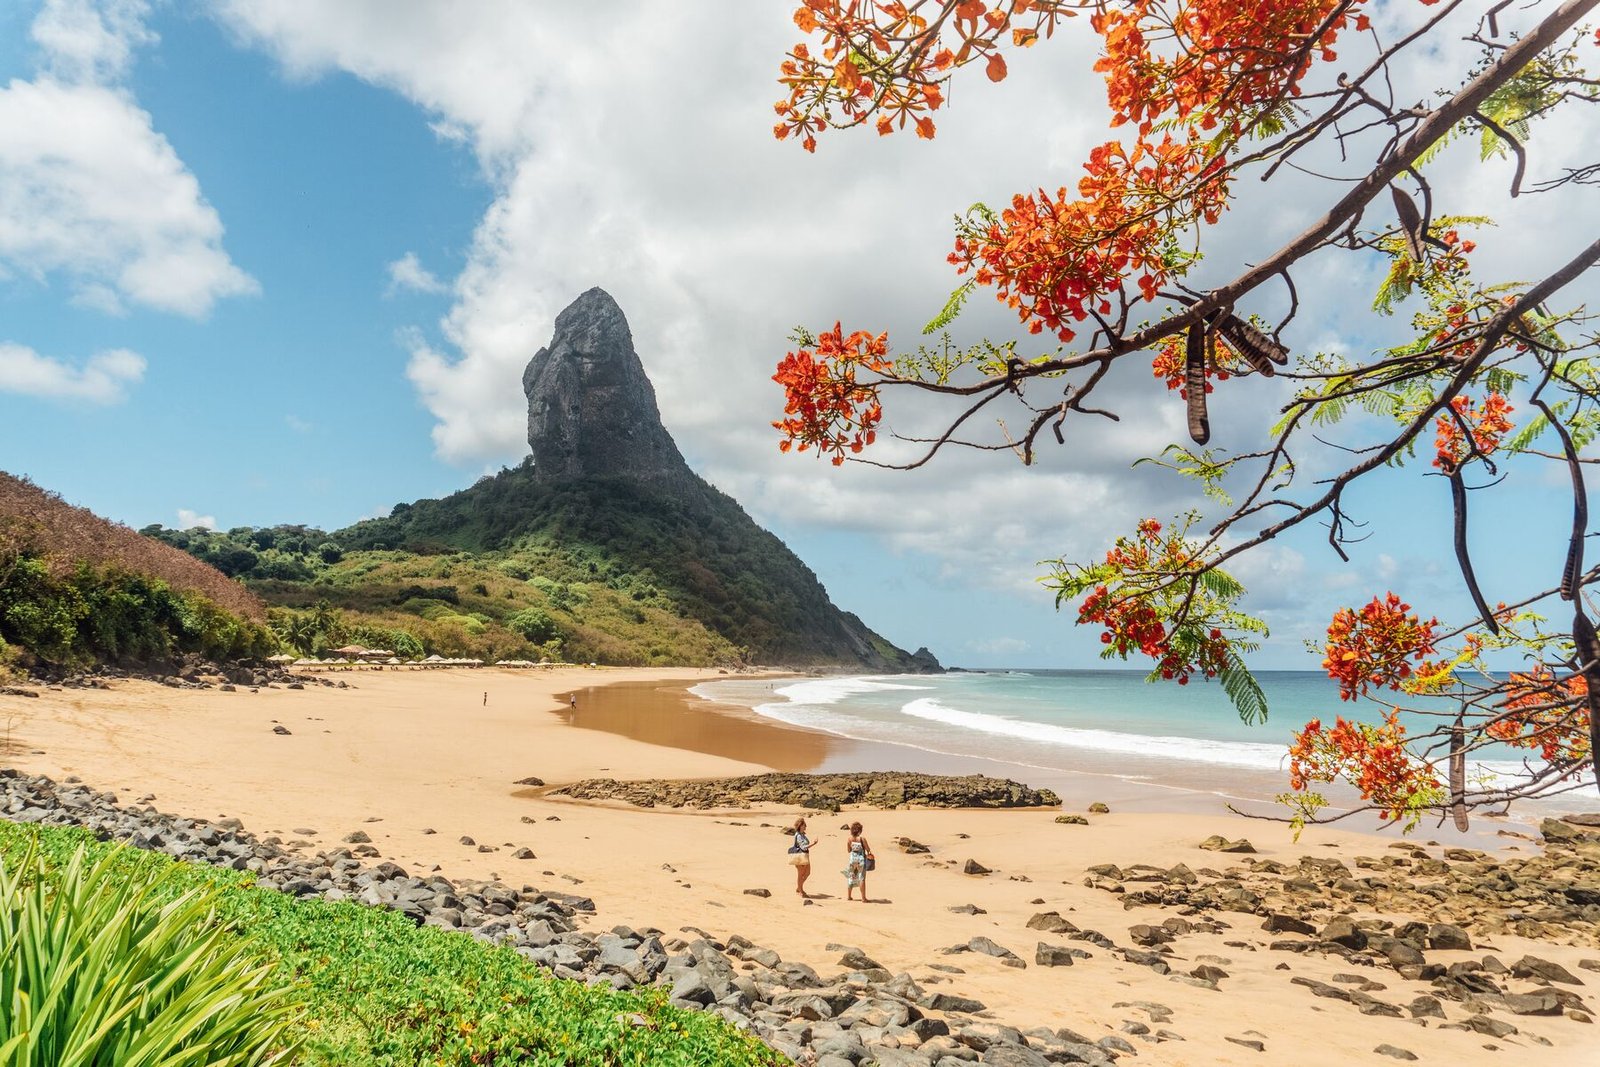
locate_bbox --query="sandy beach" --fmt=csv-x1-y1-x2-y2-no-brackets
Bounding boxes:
2,667,1595,1066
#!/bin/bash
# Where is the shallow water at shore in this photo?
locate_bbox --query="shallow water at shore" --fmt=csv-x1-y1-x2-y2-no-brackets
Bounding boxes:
564,670,1599,843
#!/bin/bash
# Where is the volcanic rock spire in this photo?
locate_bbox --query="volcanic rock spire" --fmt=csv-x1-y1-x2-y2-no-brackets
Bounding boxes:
522,288,690,484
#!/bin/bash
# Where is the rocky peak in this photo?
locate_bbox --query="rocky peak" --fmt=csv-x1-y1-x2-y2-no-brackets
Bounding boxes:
523,288,689,484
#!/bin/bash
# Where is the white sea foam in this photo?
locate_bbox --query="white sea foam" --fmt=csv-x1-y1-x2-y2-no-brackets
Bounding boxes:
772,676,934,706
898,697,1288,771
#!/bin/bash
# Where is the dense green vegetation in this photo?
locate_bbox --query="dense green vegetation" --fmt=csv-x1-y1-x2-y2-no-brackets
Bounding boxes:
144,466,917,668
0,555,275,675
0,472,274,676
0,822,783,1066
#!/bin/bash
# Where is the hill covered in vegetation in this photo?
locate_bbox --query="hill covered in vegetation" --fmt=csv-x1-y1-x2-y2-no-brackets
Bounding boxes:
139,463,930,669
0,471,273,675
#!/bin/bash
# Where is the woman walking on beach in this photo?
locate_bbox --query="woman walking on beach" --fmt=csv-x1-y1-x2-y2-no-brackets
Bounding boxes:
843,821,872,903
789,817,812,898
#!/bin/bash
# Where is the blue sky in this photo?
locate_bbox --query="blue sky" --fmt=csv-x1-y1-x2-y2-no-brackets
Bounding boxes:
1,1,1591,673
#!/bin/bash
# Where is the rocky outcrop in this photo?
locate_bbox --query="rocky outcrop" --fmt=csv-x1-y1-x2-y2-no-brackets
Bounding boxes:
547,771,1059,810
523,288,690,485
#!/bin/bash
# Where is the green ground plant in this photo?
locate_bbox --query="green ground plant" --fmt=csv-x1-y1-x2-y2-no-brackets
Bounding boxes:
0,841,300,1066
0,823,784,1067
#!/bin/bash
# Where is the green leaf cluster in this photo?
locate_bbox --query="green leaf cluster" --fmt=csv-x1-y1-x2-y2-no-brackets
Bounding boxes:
1,841,300,1065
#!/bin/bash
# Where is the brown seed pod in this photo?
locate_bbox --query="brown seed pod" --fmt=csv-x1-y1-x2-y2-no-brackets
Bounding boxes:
1213,313,1286,371
1185,322,1210,445
1391,185,1427,263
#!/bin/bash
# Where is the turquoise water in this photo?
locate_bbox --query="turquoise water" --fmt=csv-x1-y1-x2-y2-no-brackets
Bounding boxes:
691,670,1598,821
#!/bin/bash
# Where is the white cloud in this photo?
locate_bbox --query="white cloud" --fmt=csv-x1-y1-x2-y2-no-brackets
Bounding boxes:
0,1,256,318
385,251,446,296
30,0,154,84
285,414,312,433
0,342,144,403
176,508,217,530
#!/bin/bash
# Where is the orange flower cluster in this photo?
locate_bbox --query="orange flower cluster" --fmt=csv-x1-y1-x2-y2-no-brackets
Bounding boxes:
775,1,1072,152
1150,330,1239,397
950,135,1228,340
1322,593,1439,701
773,323,891,464
1433,392,1514,472
1288,712,1442,821
1077,518,1230,683
1491,668,1593,764
1094,0,1370,137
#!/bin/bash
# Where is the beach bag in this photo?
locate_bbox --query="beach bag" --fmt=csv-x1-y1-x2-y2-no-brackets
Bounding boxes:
864,852,876,872
789,851,810,867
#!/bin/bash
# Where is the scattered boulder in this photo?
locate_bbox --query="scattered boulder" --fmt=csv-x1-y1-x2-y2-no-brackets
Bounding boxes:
1198,835,1256,853
1373,1045,1418,1061
1035,943,1076,967
1088,802,1110,814
1426,923,1472,951
963,859,992,876
1054,814,1088,825
1026,912,1077,935
1512,956,1584,985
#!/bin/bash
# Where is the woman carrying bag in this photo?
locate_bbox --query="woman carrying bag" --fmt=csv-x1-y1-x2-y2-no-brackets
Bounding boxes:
843,821,874,902
788,817,813,898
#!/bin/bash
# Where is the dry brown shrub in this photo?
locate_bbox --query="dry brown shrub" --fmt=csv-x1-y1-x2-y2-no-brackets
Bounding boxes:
0,471,263,619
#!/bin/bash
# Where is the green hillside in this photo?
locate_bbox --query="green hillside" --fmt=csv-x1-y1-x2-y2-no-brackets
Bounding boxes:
0,471,274,676
142,464,926,669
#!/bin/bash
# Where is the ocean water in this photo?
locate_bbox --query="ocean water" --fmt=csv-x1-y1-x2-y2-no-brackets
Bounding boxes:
690,670,1599,822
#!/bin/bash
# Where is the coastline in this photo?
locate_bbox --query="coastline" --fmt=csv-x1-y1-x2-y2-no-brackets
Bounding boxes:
577,675,1536,843
3,667,1596,1065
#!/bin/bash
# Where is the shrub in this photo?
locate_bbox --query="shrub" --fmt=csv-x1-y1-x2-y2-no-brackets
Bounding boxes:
507,607,560,644
0,842,301,1064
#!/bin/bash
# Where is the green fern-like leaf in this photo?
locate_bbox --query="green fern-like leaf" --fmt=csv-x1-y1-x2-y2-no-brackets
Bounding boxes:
1220,652,1269,725
1196,567,1245,600
923,279,977,335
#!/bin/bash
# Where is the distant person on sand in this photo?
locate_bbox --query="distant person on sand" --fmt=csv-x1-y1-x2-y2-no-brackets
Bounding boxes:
788,816,812,897
843,821,873,902
569,694,577,708
482,692,487,706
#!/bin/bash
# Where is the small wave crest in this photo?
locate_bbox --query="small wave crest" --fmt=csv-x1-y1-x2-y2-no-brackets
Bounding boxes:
771,676,934,707
898,697,1288,771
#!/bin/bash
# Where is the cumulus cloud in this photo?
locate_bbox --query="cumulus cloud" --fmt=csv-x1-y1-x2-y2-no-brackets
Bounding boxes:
176,508,217,530
385,251,446,296
0,1,256,318
0,342,144,403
